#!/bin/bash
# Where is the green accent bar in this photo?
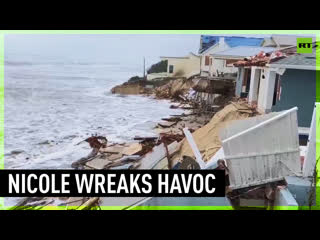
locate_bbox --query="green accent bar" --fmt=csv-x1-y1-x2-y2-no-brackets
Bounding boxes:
0,34,4,210
316,36,320,209
316,103,320,208
317,36,320,102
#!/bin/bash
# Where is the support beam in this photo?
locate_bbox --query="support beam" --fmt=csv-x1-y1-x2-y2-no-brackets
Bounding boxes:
183,128,206,169
235,67,244,97
248,67,260,104
303,103,318,177
262,69,276,113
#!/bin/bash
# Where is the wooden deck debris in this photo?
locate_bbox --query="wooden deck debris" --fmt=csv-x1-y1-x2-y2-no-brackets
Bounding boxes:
158,121,177,128
110,163,135,169
153,157,169,169
122,143,142,156
138,143,167,169
133,136,158,141
100,146,125,154
85,157,112,170
76,197,100,210
138,141,181,169
71,153,99,169
104,155,141,169
161,117,182,122
108,153,123,160
182,128,206,169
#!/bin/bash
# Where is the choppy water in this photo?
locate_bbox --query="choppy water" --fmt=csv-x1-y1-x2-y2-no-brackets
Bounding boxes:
4,61,184,170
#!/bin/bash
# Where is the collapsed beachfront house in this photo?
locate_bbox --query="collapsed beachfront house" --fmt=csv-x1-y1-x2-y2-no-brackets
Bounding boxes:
179,104,318,209
198,35,265,77
233,44,318,128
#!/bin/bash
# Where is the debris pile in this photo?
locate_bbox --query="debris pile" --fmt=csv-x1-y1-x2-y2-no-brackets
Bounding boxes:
154,78,195,99
171,101,259,165
10,196,101,210
71,135,108,169
192,78,235,95
233,50,292,67
155,112,212,136
227,180,287,209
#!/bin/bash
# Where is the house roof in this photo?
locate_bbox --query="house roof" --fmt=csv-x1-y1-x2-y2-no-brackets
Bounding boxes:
211,46,276,59
160,52,199,59
268,49,318,70
270,35,298,47
234,44,319,70
262,35,317,47
160,56,189,59
199,35,264,54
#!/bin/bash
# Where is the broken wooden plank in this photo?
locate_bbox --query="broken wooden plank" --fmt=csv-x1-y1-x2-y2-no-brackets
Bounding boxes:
167,141,181,156
158,121,177,128
138,143,167,169
105,155,141,169
134,136,158,141
205,147,225,169
183,128,206,169
100,146,125,154
161,117,182,122
76,197,100,210
108,153,123,161
85,157,112,170
122,143,142,156
110,163,134,169
153,157,169,169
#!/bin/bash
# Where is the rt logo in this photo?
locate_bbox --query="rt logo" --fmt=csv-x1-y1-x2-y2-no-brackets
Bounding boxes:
297,38,313,53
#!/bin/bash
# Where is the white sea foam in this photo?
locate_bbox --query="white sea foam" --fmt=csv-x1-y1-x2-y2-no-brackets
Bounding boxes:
4,61,184,170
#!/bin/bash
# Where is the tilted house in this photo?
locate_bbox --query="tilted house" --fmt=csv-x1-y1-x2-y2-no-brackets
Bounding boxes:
233,45,318,128
159,52,200,79
198,35,265,77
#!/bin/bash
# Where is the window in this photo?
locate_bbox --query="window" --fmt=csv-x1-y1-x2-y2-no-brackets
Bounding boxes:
205,56,210,66
169,65,174,73
210,58,213,66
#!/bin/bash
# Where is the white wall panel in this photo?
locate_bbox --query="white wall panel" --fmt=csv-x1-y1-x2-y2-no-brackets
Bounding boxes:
220,107,301,189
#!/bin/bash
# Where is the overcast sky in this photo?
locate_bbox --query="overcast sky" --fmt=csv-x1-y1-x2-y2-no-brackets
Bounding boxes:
7,34,314,67
5,34,202,67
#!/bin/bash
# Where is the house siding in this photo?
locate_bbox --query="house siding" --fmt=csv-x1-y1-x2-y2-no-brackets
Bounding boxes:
162,53,200,78
271,69,316,127
200,41,229,75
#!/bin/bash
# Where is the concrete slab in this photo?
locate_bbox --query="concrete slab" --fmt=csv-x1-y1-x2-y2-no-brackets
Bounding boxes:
285,176,315,207
274,187,299,209
239,199,265,207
